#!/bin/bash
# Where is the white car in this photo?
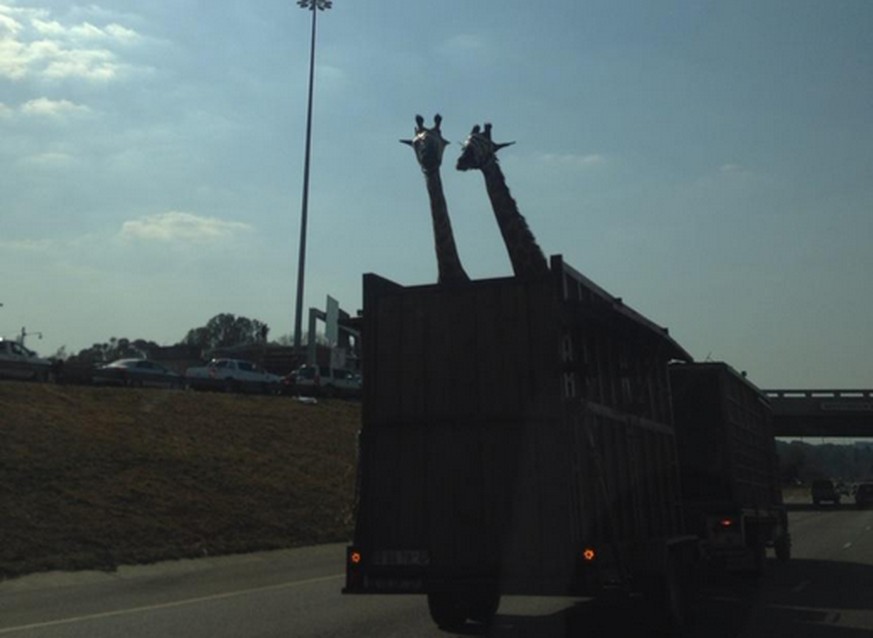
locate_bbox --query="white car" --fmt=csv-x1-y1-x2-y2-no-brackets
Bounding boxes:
185,358,282,394
0,339,53,381
285,364,362,398
93,359,183,389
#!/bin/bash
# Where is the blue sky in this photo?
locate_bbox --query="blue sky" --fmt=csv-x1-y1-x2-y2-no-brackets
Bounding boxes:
1,0,871,389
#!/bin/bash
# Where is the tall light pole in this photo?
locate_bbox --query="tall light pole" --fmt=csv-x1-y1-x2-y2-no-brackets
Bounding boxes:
293,0,332,353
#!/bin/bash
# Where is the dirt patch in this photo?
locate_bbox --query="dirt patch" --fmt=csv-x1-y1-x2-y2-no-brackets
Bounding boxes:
0,381,360,579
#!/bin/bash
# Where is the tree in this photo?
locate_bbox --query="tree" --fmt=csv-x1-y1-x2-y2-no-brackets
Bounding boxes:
70,337,159,364
181,313,269,352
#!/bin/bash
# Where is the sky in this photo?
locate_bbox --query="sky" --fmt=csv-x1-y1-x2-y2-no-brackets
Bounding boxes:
1,0,871,390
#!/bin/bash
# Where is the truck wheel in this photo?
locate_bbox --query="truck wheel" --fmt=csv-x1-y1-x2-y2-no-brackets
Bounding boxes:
775,534,791,561
468,591,500,625
644,554,690,638
427,592,467,630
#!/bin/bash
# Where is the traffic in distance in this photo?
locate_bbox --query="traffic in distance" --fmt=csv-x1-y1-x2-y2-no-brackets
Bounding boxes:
0,345,361,399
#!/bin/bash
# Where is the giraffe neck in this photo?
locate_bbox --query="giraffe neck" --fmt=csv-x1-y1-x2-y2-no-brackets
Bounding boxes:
480,161,549,278
424,170,470,285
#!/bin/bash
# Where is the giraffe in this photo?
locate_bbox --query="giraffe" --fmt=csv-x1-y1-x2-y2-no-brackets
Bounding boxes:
401,114,470,286
456,122,549,279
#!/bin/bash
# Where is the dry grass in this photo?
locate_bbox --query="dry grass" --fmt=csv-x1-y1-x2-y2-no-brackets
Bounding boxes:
0,381,361,579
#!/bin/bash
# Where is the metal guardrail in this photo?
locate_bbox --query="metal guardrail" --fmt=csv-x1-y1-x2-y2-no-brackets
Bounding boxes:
764,389,873,399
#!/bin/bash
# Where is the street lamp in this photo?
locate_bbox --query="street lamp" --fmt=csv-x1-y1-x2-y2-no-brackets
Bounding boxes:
293,0,332,353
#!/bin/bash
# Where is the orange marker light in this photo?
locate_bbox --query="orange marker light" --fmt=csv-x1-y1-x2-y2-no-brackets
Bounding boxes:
582,548,596,562
350,551,362,565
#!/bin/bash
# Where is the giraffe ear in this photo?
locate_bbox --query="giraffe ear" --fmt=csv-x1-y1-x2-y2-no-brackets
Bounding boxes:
400,139,414,146
494,141,516,152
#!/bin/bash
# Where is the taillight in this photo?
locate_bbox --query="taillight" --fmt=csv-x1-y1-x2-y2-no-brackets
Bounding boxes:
346,546,364,591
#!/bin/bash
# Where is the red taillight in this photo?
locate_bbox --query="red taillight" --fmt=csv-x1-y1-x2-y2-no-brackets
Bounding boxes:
720,518,735,528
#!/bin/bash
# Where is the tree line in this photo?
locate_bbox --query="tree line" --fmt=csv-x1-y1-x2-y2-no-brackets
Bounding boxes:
777,439,873,484
63,314,273,364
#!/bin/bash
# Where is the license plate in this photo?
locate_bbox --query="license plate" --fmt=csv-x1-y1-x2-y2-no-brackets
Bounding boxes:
371,549,430,566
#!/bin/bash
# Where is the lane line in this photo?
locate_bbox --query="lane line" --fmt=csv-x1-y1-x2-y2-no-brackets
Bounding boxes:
842,542,853,550
792,580,811,593
0,573,344,635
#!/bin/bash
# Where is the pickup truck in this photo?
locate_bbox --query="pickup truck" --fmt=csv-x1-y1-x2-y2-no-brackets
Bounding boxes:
0,339,53,381
284,364,362,398
185,358,281,394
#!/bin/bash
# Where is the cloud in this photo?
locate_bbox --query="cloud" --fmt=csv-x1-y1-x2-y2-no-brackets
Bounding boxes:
120,211,253,244
536,152,606,168
719,163,745,174
0,5,143,81
19,151,74,167
438,33,497,67
21,97,90,117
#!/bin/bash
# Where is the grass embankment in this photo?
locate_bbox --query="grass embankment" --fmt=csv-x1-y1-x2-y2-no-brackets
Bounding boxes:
0,381,360,579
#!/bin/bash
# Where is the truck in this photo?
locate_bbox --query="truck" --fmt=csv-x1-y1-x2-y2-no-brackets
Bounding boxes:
343,256,701,631
184,358,281,394
669,362,791,571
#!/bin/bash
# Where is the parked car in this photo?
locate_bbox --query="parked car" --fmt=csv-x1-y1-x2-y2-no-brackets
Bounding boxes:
0,339,53,381
185,358,281,394
811,479,841,506
93,359,182,388
283,364,362,398
855,483,873,508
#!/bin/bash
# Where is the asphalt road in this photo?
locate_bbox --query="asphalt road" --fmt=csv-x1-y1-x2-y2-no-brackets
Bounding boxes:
2,508,873,637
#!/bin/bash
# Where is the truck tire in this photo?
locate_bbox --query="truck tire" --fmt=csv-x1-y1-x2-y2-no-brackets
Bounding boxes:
427,592,467,630
643,553,691,638
775,533,791,561
467,591,500,625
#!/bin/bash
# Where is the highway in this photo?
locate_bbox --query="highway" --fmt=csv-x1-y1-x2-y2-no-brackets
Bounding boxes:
1,509,872,637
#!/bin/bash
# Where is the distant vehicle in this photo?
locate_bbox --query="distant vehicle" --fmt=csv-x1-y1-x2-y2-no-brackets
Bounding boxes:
811,479,841,506
0,339,53,381
93,359,182,389
284,364,361,398
185,358,281,394
855,483,873,508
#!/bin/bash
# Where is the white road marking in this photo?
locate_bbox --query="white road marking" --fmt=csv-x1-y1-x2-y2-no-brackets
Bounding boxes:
792,580,811,593
0,573,344,634
843,542,853,550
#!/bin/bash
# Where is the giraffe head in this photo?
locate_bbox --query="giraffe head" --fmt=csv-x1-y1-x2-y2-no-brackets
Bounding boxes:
401,114,450,175
456,122,515,172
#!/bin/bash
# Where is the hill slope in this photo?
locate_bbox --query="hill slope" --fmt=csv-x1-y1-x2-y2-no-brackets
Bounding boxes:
0,381,360,579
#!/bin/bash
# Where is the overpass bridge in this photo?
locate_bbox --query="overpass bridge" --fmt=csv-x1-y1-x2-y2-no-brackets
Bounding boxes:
764,389,873,438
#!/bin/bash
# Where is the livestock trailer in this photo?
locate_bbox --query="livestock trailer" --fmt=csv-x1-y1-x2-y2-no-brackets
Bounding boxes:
669,361,790,572
344,256,697,630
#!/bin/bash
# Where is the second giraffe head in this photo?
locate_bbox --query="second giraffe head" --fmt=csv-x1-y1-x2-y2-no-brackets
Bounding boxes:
456,122,515,172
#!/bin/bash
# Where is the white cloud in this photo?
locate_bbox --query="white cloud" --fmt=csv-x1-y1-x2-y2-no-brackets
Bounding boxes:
536,152,606,168
120,211,253,244
0,5,143,81
21,97,90,117
441,33,489,54
20,151,74,167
